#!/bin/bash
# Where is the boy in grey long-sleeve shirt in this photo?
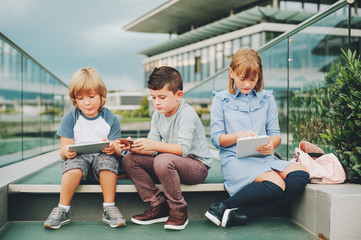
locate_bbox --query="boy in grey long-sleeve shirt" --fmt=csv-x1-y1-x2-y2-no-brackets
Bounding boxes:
121,66,212,230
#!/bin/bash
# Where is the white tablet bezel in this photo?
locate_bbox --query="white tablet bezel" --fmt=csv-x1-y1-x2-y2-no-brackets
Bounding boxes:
68,141,110,155
236,135,270,158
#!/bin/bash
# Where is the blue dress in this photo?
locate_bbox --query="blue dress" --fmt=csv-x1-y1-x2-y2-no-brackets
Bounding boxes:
211,88,291,196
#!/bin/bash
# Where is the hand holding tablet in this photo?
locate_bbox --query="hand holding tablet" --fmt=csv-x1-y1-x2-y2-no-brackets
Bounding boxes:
236,135,270,158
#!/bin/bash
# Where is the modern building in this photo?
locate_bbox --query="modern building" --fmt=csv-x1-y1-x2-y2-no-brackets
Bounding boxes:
124,0,360,94
106,90,148,111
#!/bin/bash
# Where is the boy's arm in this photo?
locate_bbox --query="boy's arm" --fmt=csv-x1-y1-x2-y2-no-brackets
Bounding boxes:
131,138,183,156
60,137,76,160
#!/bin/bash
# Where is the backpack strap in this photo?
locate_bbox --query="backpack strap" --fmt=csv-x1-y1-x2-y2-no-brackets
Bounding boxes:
307,152,324,158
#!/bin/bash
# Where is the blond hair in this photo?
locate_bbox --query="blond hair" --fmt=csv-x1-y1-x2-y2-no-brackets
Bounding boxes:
69,67,107,110
228,48,264,94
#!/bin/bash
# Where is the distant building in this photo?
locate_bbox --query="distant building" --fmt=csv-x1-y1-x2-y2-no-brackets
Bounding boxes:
106,90,148,111
124,0,359,92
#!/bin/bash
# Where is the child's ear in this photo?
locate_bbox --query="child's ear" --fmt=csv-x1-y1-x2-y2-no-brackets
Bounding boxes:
176,90,184,100
228,67,234,79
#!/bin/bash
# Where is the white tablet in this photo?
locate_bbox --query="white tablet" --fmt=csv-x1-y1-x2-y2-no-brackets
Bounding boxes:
236,135,270,158
68,141,110,155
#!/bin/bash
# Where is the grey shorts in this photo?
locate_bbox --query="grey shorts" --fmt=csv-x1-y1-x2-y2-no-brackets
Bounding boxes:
62,153,119,183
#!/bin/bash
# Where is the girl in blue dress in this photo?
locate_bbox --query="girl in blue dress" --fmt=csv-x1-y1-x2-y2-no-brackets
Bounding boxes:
205,48,309,227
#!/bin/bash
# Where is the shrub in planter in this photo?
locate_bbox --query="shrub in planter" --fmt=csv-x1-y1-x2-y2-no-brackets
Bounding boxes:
321,50,361,181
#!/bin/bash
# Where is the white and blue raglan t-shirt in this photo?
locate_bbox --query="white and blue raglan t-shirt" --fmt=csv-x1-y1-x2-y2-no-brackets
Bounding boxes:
56,107,121,144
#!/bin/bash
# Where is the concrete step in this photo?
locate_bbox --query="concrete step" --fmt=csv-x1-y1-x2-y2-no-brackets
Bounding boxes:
0,219,318,240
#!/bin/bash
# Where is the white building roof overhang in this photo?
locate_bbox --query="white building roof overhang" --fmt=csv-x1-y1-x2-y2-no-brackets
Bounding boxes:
136,6,317,57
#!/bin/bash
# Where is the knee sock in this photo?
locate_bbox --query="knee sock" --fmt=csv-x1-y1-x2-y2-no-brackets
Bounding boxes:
245,170,310,219
222,180,284,209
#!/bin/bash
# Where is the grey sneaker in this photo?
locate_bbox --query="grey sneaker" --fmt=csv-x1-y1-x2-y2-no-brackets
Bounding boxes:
44,207,70,229
103,205,126,228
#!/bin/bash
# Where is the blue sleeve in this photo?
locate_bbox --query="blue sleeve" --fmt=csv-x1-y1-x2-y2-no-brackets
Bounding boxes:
56,108,76,139
104,109,121,141
265,94,281,138
210,94,225,149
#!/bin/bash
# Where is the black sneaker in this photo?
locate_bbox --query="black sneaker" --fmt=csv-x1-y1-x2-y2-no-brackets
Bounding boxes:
205,202,231,226
221,208,247,227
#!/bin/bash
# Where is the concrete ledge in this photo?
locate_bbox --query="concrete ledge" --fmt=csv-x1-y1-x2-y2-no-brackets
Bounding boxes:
8,182,225,193
292,184,361,240
0,150,60,189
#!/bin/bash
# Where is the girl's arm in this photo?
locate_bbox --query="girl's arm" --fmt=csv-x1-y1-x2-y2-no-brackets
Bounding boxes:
219,131,257,148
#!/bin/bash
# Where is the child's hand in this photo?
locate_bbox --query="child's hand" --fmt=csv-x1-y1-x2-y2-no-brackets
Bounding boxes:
102,138,115,155
61,145,77,159
132,138,155,152
256,142,274,155
117,137,134,151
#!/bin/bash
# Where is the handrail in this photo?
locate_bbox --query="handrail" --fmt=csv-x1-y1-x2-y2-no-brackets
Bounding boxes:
184,0,353,95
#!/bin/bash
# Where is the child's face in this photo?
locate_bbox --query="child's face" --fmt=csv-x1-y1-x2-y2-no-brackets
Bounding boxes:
149,85,183,117
229,68,258,95
75,89,101,118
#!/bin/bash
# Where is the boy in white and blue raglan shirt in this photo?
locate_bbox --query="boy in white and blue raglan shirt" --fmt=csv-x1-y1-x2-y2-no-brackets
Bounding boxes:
44,67,126,229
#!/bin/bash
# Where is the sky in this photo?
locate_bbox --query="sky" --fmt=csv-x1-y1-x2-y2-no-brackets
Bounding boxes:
0,0,168,90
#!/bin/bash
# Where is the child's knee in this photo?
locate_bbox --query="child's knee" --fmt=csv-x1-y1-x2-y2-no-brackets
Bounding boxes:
154,154,175,175
121,153,137,169
63,168,83,178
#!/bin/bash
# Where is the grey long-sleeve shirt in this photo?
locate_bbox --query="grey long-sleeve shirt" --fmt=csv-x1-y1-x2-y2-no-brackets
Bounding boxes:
148,100,212,168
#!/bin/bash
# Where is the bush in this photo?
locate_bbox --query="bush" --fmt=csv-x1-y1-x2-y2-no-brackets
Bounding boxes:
321,50,361,180
290,49,361,181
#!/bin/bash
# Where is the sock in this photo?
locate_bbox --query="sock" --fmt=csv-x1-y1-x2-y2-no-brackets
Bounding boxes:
222,180,284,208
245,170,310,219
58,204,70,213
103,202,115,208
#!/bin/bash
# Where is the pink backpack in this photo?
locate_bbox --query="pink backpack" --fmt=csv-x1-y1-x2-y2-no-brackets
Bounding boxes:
291,141,346,184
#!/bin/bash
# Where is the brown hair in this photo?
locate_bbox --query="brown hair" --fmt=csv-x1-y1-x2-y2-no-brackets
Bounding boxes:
68,67,107,110
148,66,183,93
228,48,264,94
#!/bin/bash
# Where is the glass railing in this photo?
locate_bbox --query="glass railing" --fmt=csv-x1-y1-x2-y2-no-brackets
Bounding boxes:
184,0,359,159
0,33,71,167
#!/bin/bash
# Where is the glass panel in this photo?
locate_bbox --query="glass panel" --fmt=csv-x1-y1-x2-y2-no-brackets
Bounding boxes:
260,39,289,158
288,5,350,155
0,34,70,167
0,41,23,167
41,71,55,152
22,58,42,159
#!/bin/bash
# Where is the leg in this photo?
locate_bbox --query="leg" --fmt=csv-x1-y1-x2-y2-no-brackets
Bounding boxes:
223,170,285,208
99,170,117,203
122,153,169,225
122,152,166,207
206,170,284,227
154,153,207,230
59,169,83,205
244,165,309,220
154,153,208,209
93,154,125,228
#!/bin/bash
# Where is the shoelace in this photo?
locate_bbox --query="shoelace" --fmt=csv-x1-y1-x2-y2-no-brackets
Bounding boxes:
49,208,64,219
106,206,122,218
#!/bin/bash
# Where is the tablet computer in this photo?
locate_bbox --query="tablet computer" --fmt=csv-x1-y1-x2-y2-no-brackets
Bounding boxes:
236,135,270,158
68,141,110,155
